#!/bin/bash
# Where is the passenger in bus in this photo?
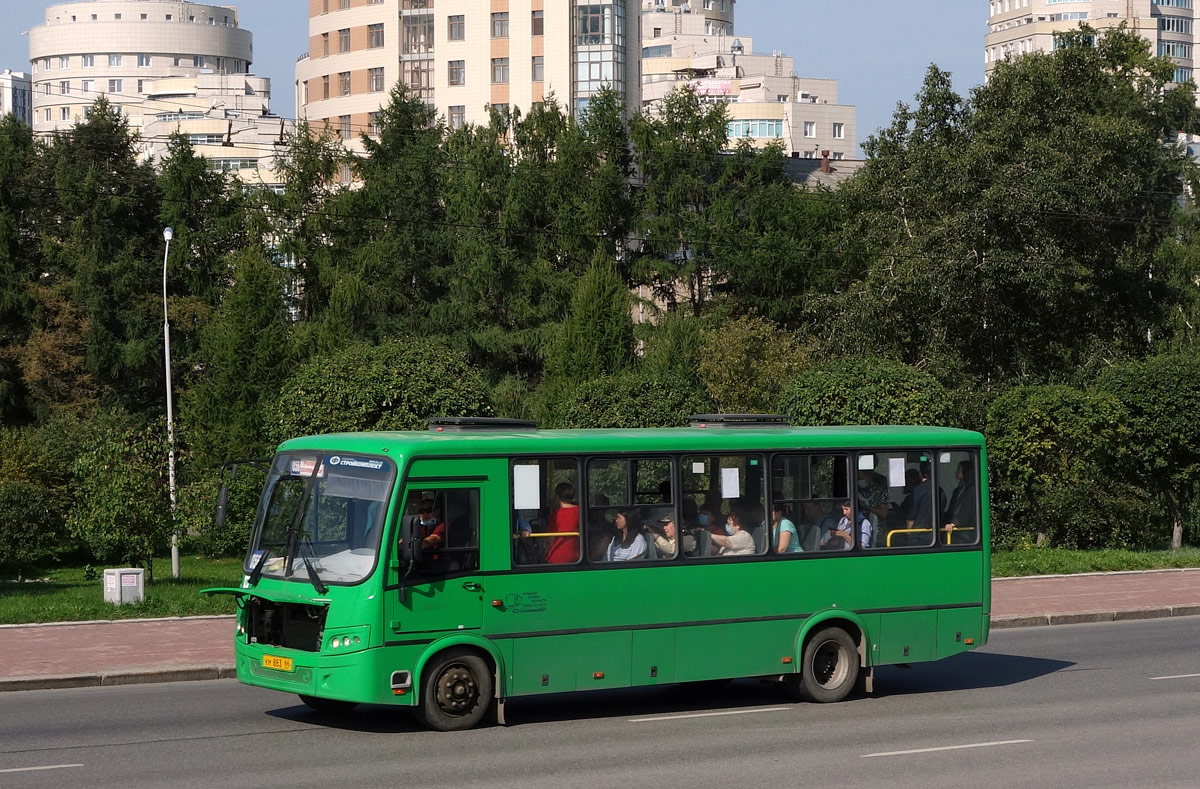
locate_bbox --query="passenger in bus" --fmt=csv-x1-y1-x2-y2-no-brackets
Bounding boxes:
709,510,756,555
772,503,803,553
857,469,889,524
605,508,647,561
821,500,869,550
942,460,977,544
545,482,581,564
801,501,836,549
647,511,691,558
905,462,944,541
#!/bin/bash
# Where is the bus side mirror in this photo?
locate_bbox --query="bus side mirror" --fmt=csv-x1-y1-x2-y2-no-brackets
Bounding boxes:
214,483,230,529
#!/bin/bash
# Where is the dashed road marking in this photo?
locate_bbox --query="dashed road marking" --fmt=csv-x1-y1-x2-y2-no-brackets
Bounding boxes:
1150,673,1200,680
0,764,85,774
862,740,1032,758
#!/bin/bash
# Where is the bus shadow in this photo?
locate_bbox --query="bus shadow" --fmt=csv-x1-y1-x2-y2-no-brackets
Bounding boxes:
871,650,1074,698
263,651,1071,731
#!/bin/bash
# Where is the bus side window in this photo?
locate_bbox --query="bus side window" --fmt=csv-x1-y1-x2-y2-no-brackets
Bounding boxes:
938,450,979,546
402,488,480,575
513,459,581,567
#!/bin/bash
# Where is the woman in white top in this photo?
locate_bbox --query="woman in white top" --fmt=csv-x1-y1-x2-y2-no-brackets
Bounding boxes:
605,508,647,561
709,510,756,556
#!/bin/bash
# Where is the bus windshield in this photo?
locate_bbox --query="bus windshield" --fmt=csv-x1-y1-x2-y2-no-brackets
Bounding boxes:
248,452,396,586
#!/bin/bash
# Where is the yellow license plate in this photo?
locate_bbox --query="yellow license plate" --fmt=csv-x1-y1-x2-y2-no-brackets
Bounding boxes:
262,654,294,672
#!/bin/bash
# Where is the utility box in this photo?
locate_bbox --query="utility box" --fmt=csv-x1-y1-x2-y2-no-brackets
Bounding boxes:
103,568,145,605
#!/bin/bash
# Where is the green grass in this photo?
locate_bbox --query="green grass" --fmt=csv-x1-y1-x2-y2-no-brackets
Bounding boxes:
5,549,1200,624
992,547,1200,577
0,556,243,625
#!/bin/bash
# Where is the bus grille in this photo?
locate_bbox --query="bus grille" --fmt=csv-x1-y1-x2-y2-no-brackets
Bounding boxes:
246,599,326,653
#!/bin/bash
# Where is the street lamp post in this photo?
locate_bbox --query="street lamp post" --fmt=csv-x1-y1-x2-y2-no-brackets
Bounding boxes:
163,227,179,579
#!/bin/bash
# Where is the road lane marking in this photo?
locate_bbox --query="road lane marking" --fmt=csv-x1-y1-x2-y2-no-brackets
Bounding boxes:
630,707,789,723
1150,673,1200,680
0,764,85,774
862,740,1032,758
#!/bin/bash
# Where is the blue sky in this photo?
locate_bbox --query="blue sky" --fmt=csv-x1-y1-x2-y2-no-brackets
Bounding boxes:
0,0,983,154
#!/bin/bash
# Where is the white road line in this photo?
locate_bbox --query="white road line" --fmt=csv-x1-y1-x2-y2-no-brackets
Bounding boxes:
862,740,1032,758
0,764,85,774
1150,673,1200,681
630,707,789,723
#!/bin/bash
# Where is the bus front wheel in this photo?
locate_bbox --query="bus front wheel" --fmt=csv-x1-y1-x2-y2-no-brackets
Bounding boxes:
414,648,493,731
794,626,859,703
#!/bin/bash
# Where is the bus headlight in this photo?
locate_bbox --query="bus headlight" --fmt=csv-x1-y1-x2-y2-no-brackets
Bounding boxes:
324,626,370,654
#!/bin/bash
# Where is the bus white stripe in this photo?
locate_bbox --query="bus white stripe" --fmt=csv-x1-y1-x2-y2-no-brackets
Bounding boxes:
862,740,1032,758
630,707,789,722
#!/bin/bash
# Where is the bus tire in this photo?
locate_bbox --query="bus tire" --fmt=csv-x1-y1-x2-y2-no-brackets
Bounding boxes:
298,694,357,714
797,626,859,703
414,648,493,731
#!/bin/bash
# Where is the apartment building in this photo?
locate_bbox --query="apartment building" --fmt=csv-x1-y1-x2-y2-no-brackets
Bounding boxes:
26,1,287,184
296,0,641,150
641,0,856,160
0,70,33,124
985,0,1192,83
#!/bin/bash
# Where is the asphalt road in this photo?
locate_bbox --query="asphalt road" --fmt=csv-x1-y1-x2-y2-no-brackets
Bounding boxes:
1,618,1198,788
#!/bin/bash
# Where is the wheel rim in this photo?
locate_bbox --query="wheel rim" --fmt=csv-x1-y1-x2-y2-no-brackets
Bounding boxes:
434,662,479,717
811,639,850,689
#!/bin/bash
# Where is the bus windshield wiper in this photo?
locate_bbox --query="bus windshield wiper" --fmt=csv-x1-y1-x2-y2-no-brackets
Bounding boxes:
283,455,324,579
302,555,329,595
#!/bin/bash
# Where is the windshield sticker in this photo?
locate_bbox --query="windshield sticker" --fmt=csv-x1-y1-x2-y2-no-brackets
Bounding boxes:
328,456,385,471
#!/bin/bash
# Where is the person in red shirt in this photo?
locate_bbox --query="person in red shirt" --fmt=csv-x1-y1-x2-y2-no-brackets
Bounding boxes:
544,483,580,564
417,499,445,554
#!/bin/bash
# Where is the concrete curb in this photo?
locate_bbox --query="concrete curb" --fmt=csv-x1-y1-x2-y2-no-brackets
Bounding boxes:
0,614,235,630
991,605,1200,629
0,665,237,692
992,567,1200,582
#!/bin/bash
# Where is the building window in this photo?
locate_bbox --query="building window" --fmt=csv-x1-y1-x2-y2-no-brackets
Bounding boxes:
369,67,384,91
340,115,351,140
137,79,145,93
340,0,350,8
59,56,69,69
82,79,93,93
108,79,122,93
194,56,206,68
369,23,385,48
322,32,329,56
339,28,350,53
82,55,94,68
833,122,844,139
532,10,544,36
833,152,844,160
449,60,465,85
59,81,70,95
109,54,122,67
44,108,52,122
492,57,509,84
61,107,71,120
322,75,330,99
449,105,465,130
448,14,464,40
803,121,815,138
340,71,351,95
403,14,434,55
137,54,151,67
492,12,509,38
532,55,544,82
369,111,382,136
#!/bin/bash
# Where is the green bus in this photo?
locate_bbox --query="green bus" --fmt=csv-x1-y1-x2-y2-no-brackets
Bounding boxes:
206,415,989,731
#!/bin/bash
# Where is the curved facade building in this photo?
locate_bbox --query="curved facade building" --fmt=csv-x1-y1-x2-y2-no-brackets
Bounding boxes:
29,1,253,135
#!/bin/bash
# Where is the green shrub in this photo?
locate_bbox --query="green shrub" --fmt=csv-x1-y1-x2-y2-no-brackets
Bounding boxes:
549,368,712,428
779,357,950,426
265,337,493,441
696,315,807,414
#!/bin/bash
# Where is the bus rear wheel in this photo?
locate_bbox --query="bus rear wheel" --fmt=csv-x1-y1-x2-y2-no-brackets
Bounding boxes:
414,648,493,731
298,695,358,714
794,626,858,703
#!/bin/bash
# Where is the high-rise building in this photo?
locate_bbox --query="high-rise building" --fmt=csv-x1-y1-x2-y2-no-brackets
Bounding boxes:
640,0,857,161
296,0,641,148
0,70,33,124
984,0,1192,84
27,1,288,186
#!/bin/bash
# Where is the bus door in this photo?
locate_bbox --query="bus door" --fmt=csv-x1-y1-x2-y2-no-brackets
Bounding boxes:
385,459,504,636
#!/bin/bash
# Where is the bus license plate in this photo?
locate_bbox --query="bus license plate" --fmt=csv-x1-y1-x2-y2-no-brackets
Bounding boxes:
262,654,294,672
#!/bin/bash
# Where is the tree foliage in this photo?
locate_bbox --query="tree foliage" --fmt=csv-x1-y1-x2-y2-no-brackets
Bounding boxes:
779,357,950,427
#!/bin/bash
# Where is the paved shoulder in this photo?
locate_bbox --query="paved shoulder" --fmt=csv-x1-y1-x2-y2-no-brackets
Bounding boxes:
992,568,1200,628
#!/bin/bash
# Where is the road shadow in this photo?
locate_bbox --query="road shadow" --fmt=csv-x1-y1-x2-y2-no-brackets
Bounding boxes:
264,651,1072,731
871,650,1074,698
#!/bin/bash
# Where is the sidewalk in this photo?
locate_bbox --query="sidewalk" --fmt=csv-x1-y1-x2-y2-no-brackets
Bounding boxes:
1,569,1198,692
